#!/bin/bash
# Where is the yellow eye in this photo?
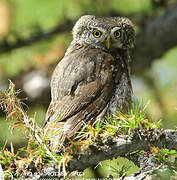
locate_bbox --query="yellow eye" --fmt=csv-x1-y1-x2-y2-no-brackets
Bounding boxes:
114,30,121,38
93,30,102,38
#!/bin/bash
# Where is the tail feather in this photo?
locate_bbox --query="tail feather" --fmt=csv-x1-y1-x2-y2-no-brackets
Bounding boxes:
44,119,84,151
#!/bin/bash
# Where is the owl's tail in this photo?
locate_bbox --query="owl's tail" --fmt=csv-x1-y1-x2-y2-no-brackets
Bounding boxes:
44,119,84,151
50,131,66,151
44,122,66,151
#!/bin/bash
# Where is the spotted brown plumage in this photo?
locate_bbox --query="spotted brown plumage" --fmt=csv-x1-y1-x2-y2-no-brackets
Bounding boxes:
44,15,135,150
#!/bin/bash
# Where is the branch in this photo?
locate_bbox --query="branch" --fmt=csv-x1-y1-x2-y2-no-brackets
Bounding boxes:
67,129,177,173
0,3,177,73
24,128,176,179
132,2,177,72
0,19,74,54
2,126,177,179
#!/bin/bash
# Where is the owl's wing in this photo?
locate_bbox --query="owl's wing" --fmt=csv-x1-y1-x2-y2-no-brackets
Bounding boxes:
45,48,115,137
45,48,114,121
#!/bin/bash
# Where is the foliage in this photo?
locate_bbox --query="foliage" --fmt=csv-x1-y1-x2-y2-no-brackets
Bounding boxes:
153,149,177,180
95,157,139,178
0,81,167,179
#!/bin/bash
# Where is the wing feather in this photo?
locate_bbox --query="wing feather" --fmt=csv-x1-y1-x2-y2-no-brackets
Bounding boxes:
44,47,116,147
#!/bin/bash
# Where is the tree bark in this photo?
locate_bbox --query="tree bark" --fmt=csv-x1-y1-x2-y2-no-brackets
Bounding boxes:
16,129,177,179
14,129,177,180
67,129,177,173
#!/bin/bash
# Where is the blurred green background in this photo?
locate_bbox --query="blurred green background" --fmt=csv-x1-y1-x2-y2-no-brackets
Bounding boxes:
0,0,177,178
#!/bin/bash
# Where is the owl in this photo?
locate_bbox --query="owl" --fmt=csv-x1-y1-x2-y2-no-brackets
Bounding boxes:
44,15,135,150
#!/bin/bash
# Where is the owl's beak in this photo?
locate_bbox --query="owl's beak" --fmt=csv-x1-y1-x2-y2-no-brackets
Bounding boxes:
105,37,111,49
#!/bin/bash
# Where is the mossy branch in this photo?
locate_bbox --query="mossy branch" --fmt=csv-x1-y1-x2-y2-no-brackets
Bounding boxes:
67,129,177,173
0,81,177,179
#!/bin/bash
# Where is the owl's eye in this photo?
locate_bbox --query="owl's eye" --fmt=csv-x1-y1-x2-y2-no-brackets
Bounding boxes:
93,30,102,38
114,30,121,39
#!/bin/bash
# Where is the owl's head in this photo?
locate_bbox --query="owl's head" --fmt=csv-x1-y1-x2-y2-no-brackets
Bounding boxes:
72,15,135,51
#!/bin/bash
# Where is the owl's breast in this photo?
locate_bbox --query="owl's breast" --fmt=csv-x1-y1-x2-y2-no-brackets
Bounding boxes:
107,50,132,114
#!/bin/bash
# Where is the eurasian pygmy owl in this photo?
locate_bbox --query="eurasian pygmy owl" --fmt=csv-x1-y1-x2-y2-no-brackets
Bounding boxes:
44,15,135,150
